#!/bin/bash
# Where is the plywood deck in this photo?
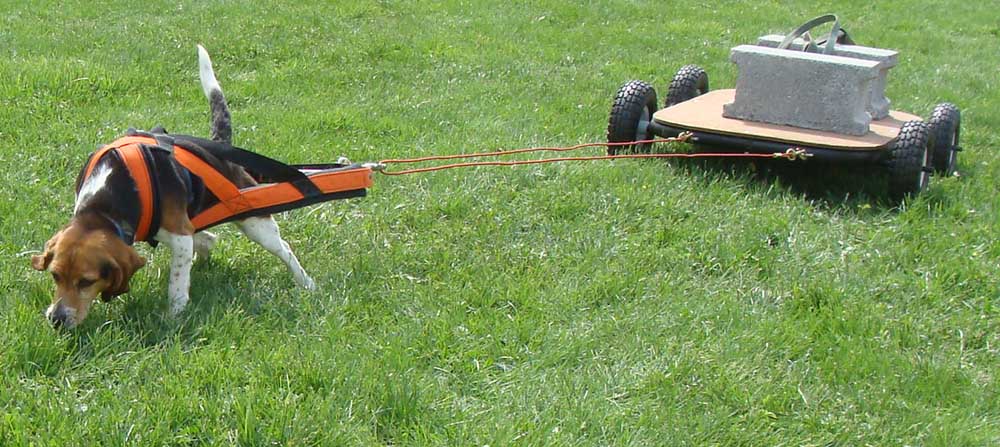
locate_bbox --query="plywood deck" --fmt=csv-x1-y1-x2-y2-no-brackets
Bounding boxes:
653,89,922,150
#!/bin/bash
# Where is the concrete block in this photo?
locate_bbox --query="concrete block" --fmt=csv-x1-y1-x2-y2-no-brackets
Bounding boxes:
723,45,881,136
757,34,898,119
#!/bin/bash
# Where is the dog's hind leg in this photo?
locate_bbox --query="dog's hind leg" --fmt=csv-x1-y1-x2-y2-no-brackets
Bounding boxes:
197,45,232,144
236,216,316,290
193,231,218,261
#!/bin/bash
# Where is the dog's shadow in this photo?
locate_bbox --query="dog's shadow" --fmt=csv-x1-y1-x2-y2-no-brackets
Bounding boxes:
70,254,316,353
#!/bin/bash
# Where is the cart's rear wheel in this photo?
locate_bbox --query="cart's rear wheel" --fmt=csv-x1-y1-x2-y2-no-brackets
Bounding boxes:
665,65,709,107
886,120,933,199
928,102,960,175
607,80,657,155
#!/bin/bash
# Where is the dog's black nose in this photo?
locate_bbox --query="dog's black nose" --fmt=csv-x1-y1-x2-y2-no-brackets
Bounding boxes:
48,307,69,328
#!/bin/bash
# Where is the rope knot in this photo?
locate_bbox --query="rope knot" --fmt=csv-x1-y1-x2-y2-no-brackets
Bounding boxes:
675,131,694,143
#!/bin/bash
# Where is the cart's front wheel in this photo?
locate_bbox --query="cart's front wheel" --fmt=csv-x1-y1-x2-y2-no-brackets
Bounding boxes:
665,65,709,107
607,80,658,155
928,102,960,175
886,120,933,200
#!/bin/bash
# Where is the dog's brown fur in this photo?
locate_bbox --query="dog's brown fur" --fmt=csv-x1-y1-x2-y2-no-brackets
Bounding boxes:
33,212,146,325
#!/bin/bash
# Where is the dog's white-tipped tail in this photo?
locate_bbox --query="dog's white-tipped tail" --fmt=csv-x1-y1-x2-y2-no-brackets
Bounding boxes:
198,44,221,100
198,44,233,144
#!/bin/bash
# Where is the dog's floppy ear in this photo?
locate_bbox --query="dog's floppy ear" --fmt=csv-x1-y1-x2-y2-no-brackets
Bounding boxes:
31,251,53,271
31,230,64,271
100,241,146,302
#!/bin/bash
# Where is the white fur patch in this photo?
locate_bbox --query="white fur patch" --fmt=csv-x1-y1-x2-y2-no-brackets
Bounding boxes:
74,163,112,213
197,44,222,100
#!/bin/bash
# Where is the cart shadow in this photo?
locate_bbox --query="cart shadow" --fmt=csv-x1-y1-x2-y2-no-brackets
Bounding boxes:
676,157,899,208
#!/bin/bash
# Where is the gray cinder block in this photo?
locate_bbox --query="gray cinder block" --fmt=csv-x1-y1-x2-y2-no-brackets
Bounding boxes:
757,34,898,119
722,45,881,135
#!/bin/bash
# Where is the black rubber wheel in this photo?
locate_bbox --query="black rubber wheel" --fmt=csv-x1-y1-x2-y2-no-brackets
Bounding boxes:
885,120,933,199
664,65,709,107
607,80,657,155
927,103,960,175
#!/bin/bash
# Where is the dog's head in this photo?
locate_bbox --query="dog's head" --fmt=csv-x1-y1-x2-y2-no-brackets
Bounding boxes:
32,220,145,329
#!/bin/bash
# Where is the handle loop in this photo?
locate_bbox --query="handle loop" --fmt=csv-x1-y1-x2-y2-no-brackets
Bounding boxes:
777,14,841,55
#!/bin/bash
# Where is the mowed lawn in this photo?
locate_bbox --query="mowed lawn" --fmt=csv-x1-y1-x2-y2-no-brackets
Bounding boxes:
2,0,998,445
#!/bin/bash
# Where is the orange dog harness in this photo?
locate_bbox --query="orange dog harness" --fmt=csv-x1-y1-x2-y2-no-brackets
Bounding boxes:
82,132,373,243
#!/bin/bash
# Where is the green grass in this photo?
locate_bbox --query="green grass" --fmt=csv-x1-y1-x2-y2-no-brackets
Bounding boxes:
2,0,999,445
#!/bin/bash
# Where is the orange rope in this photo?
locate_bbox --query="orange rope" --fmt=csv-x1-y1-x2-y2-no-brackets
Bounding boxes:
376,135,806,176
378,152,780,176
379,138,681,164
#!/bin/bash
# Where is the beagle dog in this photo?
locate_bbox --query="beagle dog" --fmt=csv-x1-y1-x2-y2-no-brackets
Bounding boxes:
33,46,315,329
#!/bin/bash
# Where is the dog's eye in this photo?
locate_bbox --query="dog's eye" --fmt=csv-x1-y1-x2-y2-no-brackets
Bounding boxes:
78,278,96,289
51,272,61,282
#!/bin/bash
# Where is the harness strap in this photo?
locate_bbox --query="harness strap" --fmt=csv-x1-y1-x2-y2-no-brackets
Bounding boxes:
186,166,372,230
83,136,153,178
174,135,323,198
83,136,159,243
171,148,250,223
118,147,155,242
83,132,372,237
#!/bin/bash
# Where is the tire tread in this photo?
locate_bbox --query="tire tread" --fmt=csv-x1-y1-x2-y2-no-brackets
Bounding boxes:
607,80,657,154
